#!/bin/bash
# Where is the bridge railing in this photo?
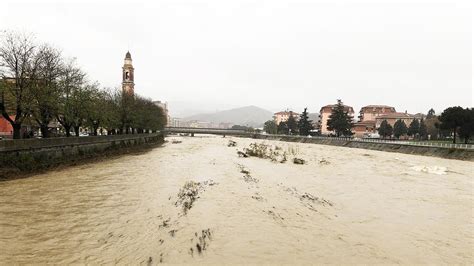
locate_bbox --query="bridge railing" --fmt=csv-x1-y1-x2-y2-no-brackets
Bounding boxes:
255,133,474,150
163,127,251,135
163,128,473,150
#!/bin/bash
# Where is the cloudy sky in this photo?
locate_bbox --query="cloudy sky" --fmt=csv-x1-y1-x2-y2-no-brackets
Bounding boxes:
2,0,472,117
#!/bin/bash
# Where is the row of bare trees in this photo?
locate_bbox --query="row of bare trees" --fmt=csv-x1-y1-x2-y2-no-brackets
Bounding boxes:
0,31,166,139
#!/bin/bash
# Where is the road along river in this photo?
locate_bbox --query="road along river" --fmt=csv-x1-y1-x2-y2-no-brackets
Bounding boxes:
0,135,472,264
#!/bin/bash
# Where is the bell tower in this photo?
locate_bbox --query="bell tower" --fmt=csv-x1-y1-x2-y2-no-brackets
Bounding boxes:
122,51,134,95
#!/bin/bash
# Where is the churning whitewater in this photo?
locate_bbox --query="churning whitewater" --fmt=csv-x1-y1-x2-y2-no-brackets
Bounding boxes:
0,136,472,264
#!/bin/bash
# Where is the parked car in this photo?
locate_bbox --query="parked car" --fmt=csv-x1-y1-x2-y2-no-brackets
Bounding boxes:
363,132,380,139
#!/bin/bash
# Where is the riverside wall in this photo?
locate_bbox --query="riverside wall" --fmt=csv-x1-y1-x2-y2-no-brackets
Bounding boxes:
253,134,474,161
0,133,164,176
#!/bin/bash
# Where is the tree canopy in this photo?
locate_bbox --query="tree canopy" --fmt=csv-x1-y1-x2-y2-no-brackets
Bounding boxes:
298,108,313,136
286,112,298,135
393,119,408,139
0,31,167,138
263,120,277,134
439,106,466,143
378,120,393,139
277,121,289,135
326,99,354,137
419,119,428,140
457,108,474,144
407,119,420,138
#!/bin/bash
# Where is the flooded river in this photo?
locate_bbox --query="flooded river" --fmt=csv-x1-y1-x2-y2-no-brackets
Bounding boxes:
0,136,472,264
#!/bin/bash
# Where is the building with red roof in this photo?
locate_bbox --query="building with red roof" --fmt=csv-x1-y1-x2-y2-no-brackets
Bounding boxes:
273,110,300,125
353,105,396,137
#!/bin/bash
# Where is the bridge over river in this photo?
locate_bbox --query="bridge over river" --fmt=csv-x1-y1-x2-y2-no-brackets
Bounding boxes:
163,127,254,137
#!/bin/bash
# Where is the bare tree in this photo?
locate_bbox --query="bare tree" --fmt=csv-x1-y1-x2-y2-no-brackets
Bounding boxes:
84,82,105,136
101,88,122,135
56,58,86,137
31,44,63,138
0,31,40,139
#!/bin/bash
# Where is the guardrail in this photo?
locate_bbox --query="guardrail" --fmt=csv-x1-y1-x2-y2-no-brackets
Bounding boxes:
256,134,474,150
163,127,251,135
0,133,162,152
163,128,473,150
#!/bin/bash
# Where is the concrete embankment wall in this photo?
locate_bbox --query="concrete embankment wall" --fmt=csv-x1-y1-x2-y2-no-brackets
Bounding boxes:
253,134,474,161
0,133,164,175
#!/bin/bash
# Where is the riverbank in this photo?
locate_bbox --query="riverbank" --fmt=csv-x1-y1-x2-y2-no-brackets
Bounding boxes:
253,134,474,161
0,133,164,180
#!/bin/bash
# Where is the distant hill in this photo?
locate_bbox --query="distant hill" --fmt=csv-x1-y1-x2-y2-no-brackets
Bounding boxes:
183,105,273,128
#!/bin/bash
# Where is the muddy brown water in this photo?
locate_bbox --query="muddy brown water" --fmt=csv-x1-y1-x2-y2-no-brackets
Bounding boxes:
0,136,472,264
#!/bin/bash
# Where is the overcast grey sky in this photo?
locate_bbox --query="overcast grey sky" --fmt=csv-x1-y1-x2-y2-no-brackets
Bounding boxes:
2,0,472,117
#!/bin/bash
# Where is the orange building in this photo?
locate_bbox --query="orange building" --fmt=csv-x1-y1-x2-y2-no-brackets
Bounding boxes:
353,105,396,137
358,105,396,122
273,111,299,125
352,121,377,137
375,112,420,129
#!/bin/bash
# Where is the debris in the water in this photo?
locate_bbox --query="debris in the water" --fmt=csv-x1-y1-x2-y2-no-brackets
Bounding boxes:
169,229,178,237
238,164,250,175
192,228,212,255
252,192,264,201
237,151,249,157
176,181,200,214
238,164,259,183
175,180,218,214
319,159,330,165
196,243,202,253
240,142,301,163
293,158,305,164
159,218,170,228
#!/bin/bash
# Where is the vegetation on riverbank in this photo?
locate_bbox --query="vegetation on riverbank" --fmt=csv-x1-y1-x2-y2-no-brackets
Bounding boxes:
263,102,473,144
0,31,167,139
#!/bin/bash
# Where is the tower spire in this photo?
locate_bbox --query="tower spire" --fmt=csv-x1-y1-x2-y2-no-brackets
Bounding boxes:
122,51,134,95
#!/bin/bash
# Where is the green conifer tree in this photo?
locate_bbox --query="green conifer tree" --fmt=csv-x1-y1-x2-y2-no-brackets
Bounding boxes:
327,99,354,137
298,108,314,136
378,120,393,139
393,119,408,139
286,111,298,135
419,118,428,140
407,119,420,138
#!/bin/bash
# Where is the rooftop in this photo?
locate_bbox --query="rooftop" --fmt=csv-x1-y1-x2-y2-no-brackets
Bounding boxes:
274,111,299,115
320,104,354,112
377,112,415,119
361,105,395,109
